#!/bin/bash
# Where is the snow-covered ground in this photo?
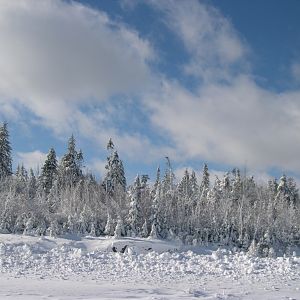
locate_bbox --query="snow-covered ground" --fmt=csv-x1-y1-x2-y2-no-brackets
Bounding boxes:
0,234,299,299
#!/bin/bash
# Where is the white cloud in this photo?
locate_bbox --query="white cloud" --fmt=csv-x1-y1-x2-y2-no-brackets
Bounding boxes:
140,0,300,175
16,150,47,171
146,76,300,173
85,158,107,179
0,0,154,130
149,0,248,81
0,0,169,162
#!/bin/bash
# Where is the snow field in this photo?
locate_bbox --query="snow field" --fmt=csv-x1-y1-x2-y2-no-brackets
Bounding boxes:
0,234,299,299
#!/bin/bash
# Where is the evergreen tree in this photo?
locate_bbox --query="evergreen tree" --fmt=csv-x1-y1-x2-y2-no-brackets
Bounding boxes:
103,139,126,193
127,175,142,237
162,157,175,195
28,168,37,200
150,169,160,234
0,122,12,180
60,135,83,186
40,148,58,194
15,164,28,182
178,169,191,199
190,170,199,204
199,163,210,199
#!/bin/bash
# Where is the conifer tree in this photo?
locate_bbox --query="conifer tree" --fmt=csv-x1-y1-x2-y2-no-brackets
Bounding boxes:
60,135,83,186
199,163,210,199
190,170,199,203
162,157,175,194
103,139,126,193
178,169,191,198
28,168,37,200
15,164,28,182
0,122,12,180
127,175,142,237
40,148,58,194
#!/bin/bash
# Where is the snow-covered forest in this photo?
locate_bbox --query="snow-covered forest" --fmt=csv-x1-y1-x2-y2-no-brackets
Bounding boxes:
0,122,299,255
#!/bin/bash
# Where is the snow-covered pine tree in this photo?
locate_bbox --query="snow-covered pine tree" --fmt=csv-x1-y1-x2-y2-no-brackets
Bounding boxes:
287,177,299,205
127,175,142,237
177,169,194,235
161,157,175,195
199,163,210,199
190,170,199,205
28,168,37,200
149,168,161,237
178,169,191,199
231,168,242,202
0,122,12,180
59,135,83,186
103,139,126,193
40,148,58,194
15,164,28,182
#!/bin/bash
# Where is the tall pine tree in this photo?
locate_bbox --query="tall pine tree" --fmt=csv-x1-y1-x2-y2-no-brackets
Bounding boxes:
59,135,83,186
103,139,126,193
40,148,58,194
0,122,12,180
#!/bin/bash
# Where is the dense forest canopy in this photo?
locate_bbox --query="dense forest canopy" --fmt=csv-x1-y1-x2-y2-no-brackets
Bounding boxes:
0,122,299,256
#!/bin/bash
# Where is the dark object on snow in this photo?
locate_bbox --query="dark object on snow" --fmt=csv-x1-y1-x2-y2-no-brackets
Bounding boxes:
112,245,127,253
120,245,127,253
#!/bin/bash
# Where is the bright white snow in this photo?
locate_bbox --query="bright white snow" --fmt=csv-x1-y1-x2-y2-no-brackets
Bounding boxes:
0,234,299,299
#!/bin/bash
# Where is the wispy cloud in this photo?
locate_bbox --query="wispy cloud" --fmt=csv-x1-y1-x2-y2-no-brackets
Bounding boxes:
148,0,249,82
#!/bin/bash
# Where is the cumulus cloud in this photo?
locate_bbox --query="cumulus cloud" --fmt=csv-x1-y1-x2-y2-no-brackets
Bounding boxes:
0,0,154,129
146,77,300,172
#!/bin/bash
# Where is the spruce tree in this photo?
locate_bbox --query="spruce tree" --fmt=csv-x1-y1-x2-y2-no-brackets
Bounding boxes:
103,139,126,193
60,135,83,185
162,157,175,195
178,169,191,198
40,148,58,194
127,175,142,237
199,163,210,199
0,122,12,180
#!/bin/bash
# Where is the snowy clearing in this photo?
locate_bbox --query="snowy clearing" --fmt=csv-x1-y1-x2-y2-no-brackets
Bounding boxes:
0,234,299,299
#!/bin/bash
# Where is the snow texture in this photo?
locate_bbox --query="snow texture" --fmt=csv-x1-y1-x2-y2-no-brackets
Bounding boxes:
0,234,299,299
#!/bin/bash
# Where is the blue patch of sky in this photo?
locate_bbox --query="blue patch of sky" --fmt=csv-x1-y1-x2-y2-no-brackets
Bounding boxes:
208,0,300,91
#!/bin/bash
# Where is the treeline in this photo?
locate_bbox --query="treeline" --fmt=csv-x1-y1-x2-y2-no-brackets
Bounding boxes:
0,122,299,256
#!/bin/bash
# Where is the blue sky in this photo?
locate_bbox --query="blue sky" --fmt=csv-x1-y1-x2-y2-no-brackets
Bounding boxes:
0,0,300,184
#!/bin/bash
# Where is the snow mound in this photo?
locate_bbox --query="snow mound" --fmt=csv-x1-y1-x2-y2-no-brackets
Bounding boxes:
0,234,300,299
0,234,299,285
